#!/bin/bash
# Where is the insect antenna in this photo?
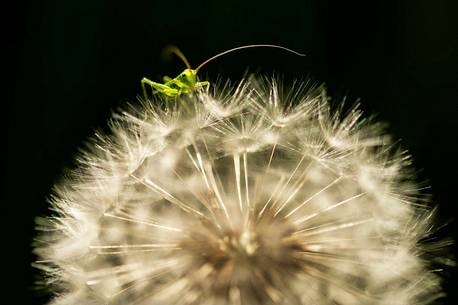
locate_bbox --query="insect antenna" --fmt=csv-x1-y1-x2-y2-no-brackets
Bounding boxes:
163,45,192,70
195,44,306,72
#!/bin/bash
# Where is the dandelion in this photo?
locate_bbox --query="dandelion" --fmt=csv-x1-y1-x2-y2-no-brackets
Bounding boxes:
34,77,447,305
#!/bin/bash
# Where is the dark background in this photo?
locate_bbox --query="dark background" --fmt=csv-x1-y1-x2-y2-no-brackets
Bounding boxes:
5,0,458,304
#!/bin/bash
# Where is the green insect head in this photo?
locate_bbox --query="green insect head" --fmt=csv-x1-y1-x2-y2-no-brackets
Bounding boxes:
175,69,198,87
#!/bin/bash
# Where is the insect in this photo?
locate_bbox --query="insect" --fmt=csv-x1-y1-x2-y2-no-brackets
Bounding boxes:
141,44,305,99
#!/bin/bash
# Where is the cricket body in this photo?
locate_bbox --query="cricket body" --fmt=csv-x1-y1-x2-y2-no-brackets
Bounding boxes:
141,44,305,98
141,68,207,98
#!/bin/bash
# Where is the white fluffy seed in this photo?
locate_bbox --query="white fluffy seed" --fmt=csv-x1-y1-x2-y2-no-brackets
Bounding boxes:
34,77,447,305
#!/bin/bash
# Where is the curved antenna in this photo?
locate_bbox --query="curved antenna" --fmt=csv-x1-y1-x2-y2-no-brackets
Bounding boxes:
163,45,192,70
195,44,306,72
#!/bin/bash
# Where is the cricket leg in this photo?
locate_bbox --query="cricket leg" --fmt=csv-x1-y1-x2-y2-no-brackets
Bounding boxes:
197,81,210,87
141,77,179,99
196,81,210,89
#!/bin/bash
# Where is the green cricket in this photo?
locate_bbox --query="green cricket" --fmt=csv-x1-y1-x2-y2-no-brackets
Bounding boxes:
141,44,305,99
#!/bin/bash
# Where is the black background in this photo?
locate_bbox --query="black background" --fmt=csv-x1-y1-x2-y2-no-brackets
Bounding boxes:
5,0,458,304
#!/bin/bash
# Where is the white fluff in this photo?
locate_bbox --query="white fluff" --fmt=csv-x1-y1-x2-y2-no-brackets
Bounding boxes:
34,77,446,305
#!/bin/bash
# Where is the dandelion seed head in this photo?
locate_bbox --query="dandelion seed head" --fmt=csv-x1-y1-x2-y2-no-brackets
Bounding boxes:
35,77,448,305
